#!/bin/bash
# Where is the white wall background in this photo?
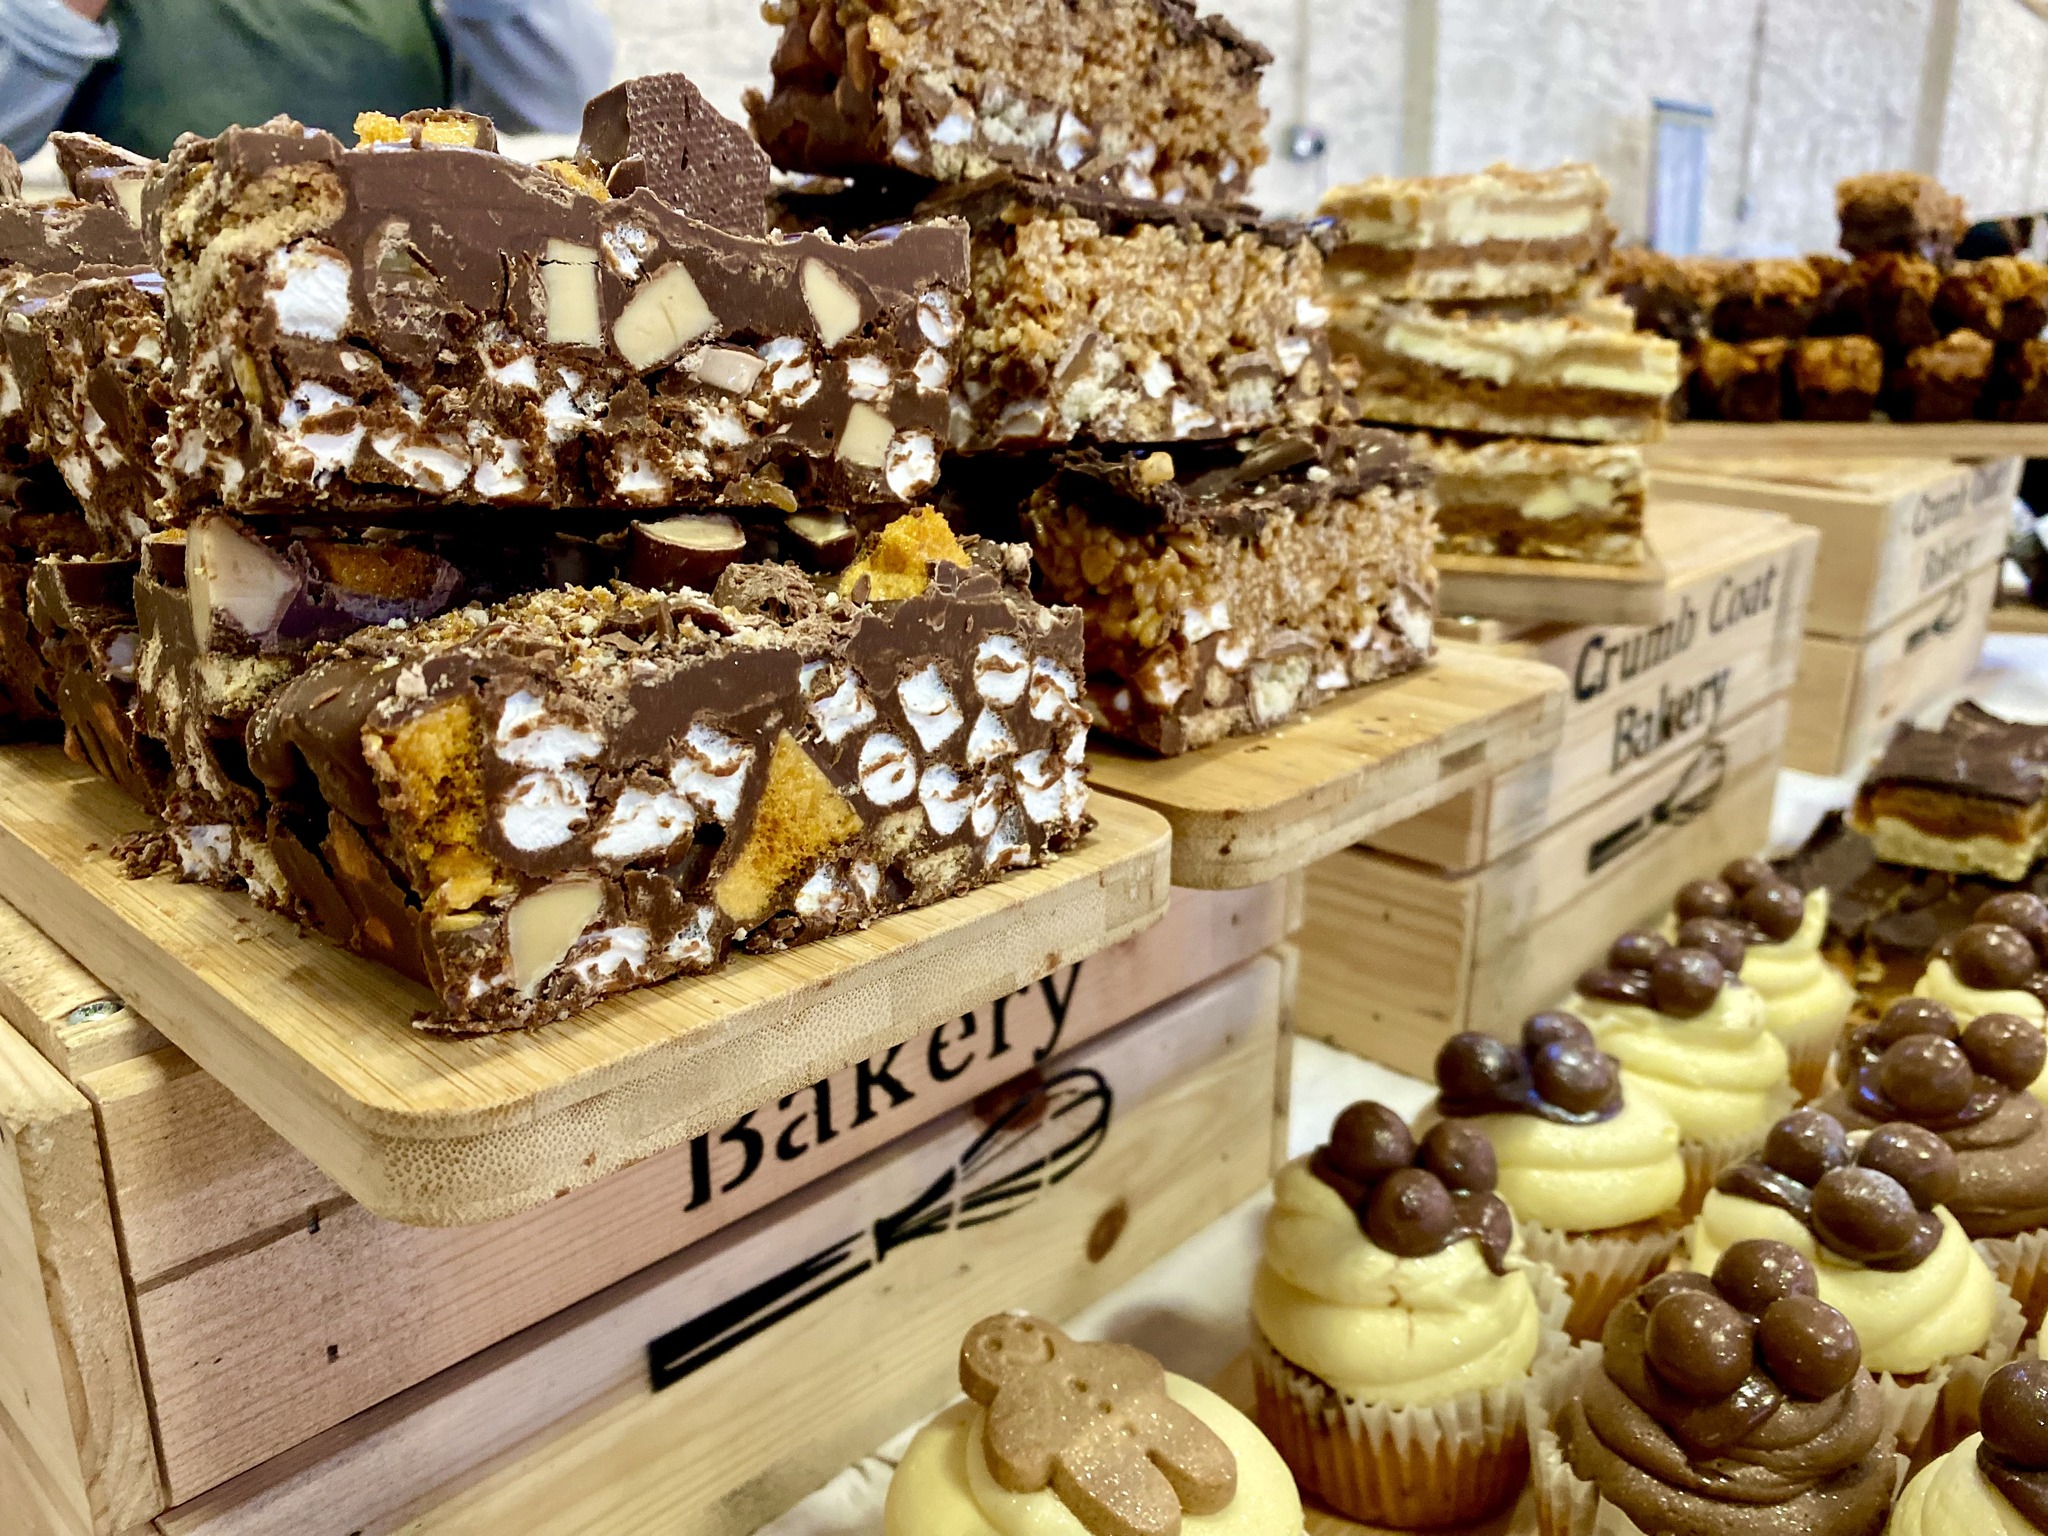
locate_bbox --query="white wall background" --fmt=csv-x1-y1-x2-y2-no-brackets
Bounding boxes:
593,0,2048,255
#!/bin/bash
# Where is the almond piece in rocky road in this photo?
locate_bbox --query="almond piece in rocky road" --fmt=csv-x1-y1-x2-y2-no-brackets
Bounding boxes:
626,513,750,592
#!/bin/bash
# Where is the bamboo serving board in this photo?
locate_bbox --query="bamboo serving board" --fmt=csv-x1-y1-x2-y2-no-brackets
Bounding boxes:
1087,642,1567,888
1436,546,1670,626
1992,601,2048,635
0,746,1172,1227
1653,420,2048,460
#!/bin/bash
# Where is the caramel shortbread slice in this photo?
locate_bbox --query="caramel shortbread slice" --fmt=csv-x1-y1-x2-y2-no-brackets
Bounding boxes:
1023,424,1434,755
1852,704,2048,882
1320,161,1615,304
1331,298,1680,443
145,111,968,520
1410,433,1643,564
744,0,1269,204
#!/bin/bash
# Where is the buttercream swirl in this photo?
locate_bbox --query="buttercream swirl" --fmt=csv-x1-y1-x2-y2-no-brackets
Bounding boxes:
1557,1286,1893,1536
1566,983,1793,1143
1430,1097,1684,1232
1917,957,2048,1027
1742,890,1857,1054
1892,1436,2037,1536
1252,1157,1540,1406
883,1378,1303,1536
1687,1193,1996,1374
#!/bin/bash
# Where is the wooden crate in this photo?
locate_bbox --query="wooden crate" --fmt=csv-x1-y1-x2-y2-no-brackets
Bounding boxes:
1649,456,2002,641
0,880,1293,1526
153,955,1286,1536
1370,503,1815,871
1786,558,2003,777
0,749,1173,1226
1299,694,1787,1077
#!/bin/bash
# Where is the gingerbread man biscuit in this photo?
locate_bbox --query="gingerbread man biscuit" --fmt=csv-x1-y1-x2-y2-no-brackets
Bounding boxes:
959,1313,1236,1536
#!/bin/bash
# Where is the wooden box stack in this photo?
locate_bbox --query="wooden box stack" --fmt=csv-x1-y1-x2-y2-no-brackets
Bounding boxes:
1652,456,2015,774
0,882,1296,1536
1295,500,1817,1074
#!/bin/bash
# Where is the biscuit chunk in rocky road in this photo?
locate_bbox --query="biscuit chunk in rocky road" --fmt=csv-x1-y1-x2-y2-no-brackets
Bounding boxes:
245,516,1091,1030
1024,425,1434,755
745,0,1269,204
144,112,970,522
927,174,1329,452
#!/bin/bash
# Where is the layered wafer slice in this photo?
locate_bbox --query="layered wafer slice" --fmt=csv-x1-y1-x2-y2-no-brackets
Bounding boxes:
1319,161,1614,304
1409,433,1643,563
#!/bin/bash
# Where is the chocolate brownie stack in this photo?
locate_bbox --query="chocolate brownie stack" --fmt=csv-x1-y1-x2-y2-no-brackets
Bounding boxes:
1317,163,1678,568
749,0,1441,755
0,80,1100,1030
1610,170,2048,424
1775,704,2048,1013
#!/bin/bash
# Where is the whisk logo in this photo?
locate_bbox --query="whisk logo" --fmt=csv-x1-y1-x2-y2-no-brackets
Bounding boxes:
647,1067,1114,1390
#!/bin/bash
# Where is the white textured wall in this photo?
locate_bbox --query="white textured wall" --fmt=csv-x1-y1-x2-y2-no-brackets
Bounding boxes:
592,0,2048,254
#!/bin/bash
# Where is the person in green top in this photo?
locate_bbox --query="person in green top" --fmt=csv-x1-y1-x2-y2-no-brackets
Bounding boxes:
1,0,615,160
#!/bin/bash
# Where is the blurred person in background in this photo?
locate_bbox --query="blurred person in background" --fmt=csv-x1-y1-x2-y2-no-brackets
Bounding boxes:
0,0,615,161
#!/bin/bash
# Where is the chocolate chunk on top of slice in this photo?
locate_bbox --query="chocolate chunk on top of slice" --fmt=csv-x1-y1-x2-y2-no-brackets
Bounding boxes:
580,73,772,235
0,145,21,205
49,133,155,227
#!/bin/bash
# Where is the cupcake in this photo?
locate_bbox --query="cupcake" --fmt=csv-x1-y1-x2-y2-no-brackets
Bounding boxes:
1894,1359,2048,1536
1565,925,1795,1212
1534,1247,1895,1536
1822,997,2048,1333
1249,1101,1567,1527
883,1312,1303,1536
1428,1014,1688,1341
1688,1106,2023,1453
1672,857,1857,1100
1915,894,2048,1041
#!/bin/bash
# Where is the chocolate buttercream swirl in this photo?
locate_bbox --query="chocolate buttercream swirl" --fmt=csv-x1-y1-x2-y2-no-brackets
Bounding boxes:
1715,1109,1947,1270
1576,928,1736,1020
1307,1102,1513,1274
1981,1359,2048,1531
1559,1251,1890,1535
1825,996,2048,1238
1433,1013,1624,1125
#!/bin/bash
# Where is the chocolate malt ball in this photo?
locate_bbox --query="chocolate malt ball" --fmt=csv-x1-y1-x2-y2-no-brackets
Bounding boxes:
1757,1296,1861,1400
1420,1121,1498,1194
1532,1040,1618,1116
1810,1166,1920,1261
1962,1013,2047,1092
1953,923,2040,991
1870,996,1958,1047
1742,879,1808,943
1878,1035,1975,1118
1646,1289,1755,1400
1982,1359,2048,1467
1327,1102,1416,1182
1578,967,1656,1007
1435,1034,1523,1106
1523,1011,1593,1052
1365,1168,1458,1256
1856,1122,1958,1209
1713,1238,1819,1314
1609,931,1670,973
1651,948,1725,1018
1675,878,1737,922
1764,1109,1851,1186
1676,917,1748,972
1979,893,2048,960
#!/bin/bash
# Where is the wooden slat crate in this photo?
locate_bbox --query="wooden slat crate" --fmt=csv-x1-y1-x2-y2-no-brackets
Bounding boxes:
1786,558,2002,776
154,954,1286,1536
1649,456,2008,641
1372,502,1815,872
0,880,1294,1529
1299,694,1787,1076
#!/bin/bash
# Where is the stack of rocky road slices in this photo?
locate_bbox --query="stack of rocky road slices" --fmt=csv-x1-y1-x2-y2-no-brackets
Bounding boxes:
1318,163,1683,567
0,0,1456,1031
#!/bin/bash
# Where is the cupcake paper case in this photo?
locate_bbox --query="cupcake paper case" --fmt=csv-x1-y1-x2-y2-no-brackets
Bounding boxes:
1249,1102,1570,1528
883,1313,1304,1536
1688,1106,2025,1455
1822,995,2048,1335
1670,858,1856,1102
1534,1250,1899,1536
1565,921,1796,1214
1427,1014,1689,1342
1893,1360,2048,1536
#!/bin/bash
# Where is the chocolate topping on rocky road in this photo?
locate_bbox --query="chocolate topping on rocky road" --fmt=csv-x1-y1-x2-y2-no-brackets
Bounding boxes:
578,73,772,234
